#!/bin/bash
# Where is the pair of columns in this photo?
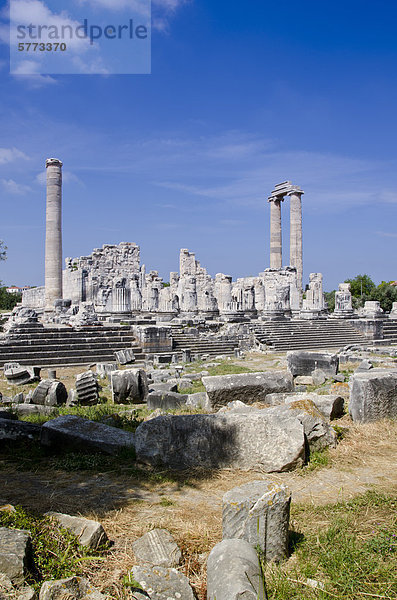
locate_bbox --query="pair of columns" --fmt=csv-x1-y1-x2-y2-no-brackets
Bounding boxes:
268,182,304,290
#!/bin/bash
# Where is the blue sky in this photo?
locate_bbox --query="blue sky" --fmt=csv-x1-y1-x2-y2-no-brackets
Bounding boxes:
0,0,397,291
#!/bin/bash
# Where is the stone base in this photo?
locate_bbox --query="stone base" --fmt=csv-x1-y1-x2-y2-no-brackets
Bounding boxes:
219,312,247,323
155,312,178,322
330,310,355,319
299,309,327,320
260,310,288,321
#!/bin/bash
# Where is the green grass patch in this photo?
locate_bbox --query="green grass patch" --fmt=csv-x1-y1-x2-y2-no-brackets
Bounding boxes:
299,448,330,475
0,506,108,590
178,380,205,394
267,491,397,599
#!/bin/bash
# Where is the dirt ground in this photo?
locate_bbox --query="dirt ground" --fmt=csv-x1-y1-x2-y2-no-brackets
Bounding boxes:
1,353,397,599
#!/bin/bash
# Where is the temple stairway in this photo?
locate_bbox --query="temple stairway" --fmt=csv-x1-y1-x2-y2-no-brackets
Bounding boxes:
250,319,368,352
171,329,239,357
381,320,397,344
0,325,144,368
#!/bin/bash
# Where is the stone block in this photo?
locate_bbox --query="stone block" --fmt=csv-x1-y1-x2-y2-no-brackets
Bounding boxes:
41,415,135,455
186,392,211,411
0,411,15,420
4,364,40,386
132,529,181,568
0,419,41,444
147,392,188,411
202,371,293,410
355,359,373,372
39,577,105,600
96,363,117,378
349,370,397,422
312,369,327,385
283,393,345,420
131,565,195,600
115,348,135,365
294,376,313,386
111,369,149,404
31,380,67,407
275,400,337,452
0,527,32,585
207,538,266,600
287,351,339,377
222,480,290,561
46,513,108,549
148,383,178,393
135,411,305,472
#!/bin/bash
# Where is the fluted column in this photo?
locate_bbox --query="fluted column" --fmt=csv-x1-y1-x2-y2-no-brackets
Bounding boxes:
289,191,303,291
45,158,63,310
269,198,283,269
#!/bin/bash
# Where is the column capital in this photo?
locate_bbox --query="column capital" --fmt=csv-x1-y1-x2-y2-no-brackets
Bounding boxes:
46,158,63,168
286,185,304,197
267,194,284,203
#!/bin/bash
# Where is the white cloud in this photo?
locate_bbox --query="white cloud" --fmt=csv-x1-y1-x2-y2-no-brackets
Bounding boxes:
376,231,397,238
12,72,57,86
76,0,150,16
1,178,31,194
0,147,29,164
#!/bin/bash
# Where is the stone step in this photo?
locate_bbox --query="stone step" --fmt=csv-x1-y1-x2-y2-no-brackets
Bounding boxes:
0,341,142,352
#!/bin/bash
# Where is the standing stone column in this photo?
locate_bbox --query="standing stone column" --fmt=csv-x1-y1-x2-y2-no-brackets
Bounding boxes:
269,198,283,269
288,188,304,291
45,158,63,310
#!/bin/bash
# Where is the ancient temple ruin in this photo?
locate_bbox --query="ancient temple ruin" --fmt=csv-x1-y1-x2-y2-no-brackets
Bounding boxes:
22,158,337,323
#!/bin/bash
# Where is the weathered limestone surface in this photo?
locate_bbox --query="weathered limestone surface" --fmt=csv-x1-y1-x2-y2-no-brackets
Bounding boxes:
111,369,148,404
115,348,135,365
3,363,40,386
186,392,211,410
147,391,188,411
332,283,354,318
131,565,195,600
287,351,339,377
284,393,344,420
30,380,66,407
132,529,181,568
46,513,108,549
41,415,135,455
39,577,105,600
289,189,304,291
269,198,283,270
207,538,266,600
276,401,337,452
135,412,305,471
222,480,290,561
349,370,397,423
44,158,63,311
301,273,325,317
148,382,178,393
0,528,32,585
75,371,99,406
0,419,41,443
202,371,293,410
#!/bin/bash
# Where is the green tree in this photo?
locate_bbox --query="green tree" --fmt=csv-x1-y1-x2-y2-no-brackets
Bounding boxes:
0,240,6,261
345,274,376,308
371,281,397,313
324,290,336,312
0,287,22,311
